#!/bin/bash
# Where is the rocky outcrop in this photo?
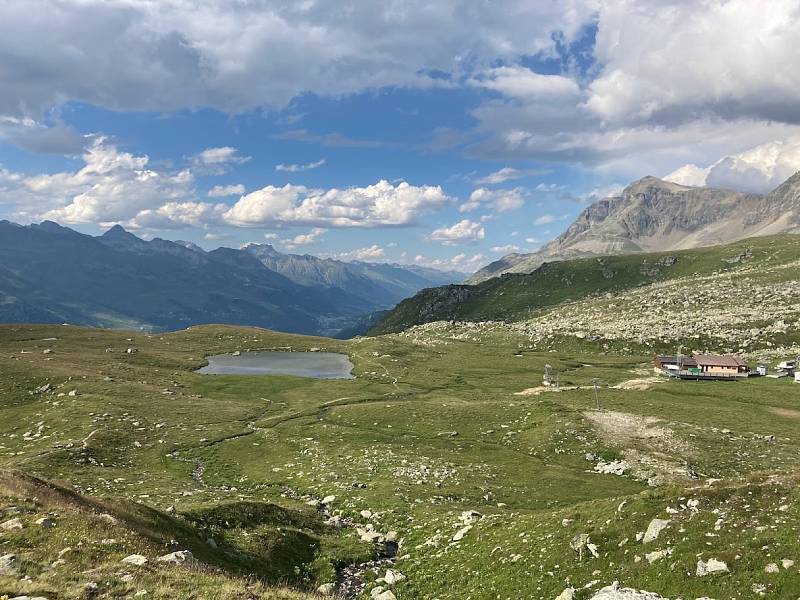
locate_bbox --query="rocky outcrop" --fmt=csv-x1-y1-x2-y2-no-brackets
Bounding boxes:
470,173,800,282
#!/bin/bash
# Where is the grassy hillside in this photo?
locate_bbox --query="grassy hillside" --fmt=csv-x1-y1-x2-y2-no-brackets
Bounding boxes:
370,234,800,344
3,323,800,598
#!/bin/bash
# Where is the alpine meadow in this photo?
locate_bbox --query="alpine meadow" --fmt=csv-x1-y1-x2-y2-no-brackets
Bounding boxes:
2,2,800,600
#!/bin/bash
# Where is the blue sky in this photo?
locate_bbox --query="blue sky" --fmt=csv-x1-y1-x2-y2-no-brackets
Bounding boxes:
2,1,800,273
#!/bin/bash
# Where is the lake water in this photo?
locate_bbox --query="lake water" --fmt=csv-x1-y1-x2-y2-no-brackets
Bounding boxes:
197,351,354,379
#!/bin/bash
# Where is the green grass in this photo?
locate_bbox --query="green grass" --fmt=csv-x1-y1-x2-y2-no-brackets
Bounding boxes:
370,233,800,336
2,323,800,598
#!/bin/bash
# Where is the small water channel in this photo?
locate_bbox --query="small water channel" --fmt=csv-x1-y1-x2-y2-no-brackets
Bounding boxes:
197,351,354,379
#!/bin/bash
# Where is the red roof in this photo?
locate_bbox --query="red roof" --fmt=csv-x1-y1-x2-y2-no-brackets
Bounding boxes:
692,354,747,368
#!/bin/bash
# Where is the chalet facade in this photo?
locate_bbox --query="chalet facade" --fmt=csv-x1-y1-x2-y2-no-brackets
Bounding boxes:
655,353,749,379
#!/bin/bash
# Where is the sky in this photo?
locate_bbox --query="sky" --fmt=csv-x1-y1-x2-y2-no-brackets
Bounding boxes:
2,0,800,273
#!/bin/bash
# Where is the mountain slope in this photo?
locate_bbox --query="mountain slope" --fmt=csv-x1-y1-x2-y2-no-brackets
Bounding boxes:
370,233,800,338
0,221,460,335
469,174,800,282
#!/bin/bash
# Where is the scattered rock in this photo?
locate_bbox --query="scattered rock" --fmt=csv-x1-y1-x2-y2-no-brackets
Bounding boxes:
316,582,335,596
452,524,472,541
642,518,670,544
590,582,665,599
35,517,56,528
321,495,336,505
384,569,406,585
696,558,729,576
157,550,194,565
1,517,24,530
122,554,149,566
0,553,18,575
764,562,779,573
556,587,576,600
594,459,630,476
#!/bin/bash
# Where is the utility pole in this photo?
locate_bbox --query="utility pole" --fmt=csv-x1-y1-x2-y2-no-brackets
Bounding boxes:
592,377,602,411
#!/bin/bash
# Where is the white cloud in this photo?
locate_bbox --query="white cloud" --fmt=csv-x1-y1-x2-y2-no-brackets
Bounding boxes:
281,227,326,248
587,0,800,127
224,180,451,228
0,1,594,118
490,244,519,253
473,65,581,101
534,213,568,226
208,183,246,197
0,138,197,224
413,252,485,273
477,166,537,185
664,136,800,193
427,219,486,246
334,244,387,262
663,164,709,187
461,187,526,213
524,236,540,244
192,147,251,174
275,158,326,172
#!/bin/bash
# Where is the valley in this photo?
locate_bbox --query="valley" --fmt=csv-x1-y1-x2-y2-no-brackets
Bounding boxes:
2,317,800,599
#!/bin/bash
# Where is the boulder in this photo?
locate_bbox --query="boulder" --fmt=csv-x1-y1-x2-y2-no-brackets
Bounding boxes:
35,517,56,528
589,582,665,599
122,554,149,566
1,517,24,530
0,553,18,575
452,524,472,541
556,588,576,600
642,519,670,544
696,558,728,576
384,569,406,585
316,583,336,596
157,550,194,565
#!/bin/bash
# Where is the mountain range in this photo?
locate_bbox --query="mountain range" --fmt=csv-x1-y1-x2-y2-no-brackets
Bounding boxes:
469,172,800,282
0,221,463,336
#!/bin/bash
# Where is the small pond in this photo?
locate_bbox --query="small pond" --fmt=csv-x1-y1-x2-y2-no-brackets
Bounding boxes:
197,351,354,379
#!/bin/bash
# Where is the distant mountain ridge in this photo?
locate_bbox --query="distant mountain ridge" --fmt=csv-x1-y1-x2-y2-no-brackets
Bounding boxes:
0,221,463,336
469,172,800,282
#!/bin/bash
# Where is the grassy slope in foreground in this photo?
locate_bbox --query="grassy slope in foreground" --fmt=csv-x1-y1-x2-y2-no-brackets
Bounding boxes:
369,234,800,335
3,324,800,598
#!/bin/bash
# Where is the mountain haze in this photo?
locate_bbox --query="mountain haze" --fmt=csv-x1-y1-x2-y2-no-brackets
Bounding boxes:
0,221,463,336
470,173,800,282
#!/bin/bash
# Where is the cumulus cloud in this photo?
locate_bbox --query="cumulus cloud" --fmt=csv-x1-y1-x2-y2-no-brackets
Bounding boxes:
0,138,197,224
191,147,251,174
664,136,800,193
275,158,326,172
0,140,452,231
333,244,387,262
413,252,485,273
460,187,527,213
223,180,451,228
208,183,246,197
427,219,486,246
0,0,594,118
0,115,90,155
282,227,326,248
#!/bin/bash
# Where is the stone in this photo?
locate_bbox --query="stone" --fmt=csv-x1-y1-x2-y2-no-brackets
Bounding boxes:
373,591,397,600
316,583,336,595
452,524,472,541
459,510,483,523
556,588,576,600
35,517,56,528
384,530,398,543
157,550,194,565
122,554,149,566
589,582,665,599
1,517,24,530
645,548,671,564
0,553,18,575
594,459,630,475
384,569,406,585
696,558,728,576
781,558,795,569
764,562,779,573
321,495,336,505
642,518,670,543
